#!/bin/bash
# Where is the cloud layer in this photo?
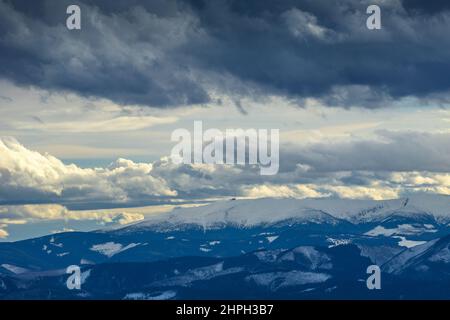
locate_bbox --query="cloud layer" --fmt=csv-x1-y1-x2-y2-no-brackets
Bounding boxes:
0,204,146,238
1,135,450,207
2,0,450,107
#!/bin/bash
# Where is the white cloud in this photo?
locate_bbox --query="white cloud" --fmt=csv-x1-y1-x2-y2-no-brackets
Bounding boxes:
0,204,146,238
241,183,400,201
51,228,75,234
0,137,177,203
0,226,8,238
0,204,146,224
16,116,178,133
66,210,145,225
242,184,327,199
324,185,400,201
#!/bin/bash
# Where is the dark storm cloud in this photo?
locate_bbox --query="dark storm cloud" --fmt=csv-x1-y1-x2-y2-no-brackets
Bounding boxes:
401,0,450,15
0,0,211,107
1,0,450,107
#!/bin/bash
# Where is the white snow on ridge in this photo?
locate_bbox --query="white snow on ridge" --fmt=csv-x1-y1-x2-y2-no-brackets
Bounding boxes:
394,236,426,248
1,264,29,274
327,238,352,248
124,291,177,300
364,224,435,248
129,194,450,230
246,271,330,291
57,252,69,257
90,242,140,258
365,224,437,237
49,237,63,248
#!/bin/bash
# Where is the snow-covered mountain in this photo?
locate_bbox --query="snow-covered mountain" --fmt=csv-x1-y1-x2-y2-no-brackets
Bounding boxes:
0,195,449,299
120,194,450,230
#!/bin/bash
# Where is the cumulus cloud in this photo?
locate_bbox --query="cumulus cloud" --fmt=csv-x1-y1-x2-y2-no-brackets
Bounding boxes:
0,137,177,204
2,0,450,107
241,182,401,201
242,184,328,199
0,226,8,238
324,185,400,200
0,203,145,238
0,204,144,224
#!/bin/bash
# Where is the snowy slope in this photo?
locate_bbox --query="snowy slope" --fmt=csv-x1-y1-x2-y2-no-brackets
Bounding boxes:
124,195,450,231
382,235,450,276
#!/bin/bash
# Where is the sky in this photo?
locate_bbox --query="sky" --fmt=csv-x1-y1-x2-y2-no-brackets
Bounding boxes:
1,0,450,241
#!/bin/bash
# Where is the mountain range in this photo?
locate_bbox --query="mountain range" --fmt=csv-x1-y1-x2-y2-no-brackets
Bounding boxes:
1,194,449,299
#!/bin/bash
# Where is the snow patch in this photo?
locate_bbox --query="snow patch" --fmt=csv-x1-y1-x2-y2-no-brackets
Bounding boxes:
394,236,426,248
90,242,140,258
327,238,351,248
57,252,69,257
365,224,437,237
124,291,177,300
246,271,330,291
1,264,29,274
266,236,279,243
